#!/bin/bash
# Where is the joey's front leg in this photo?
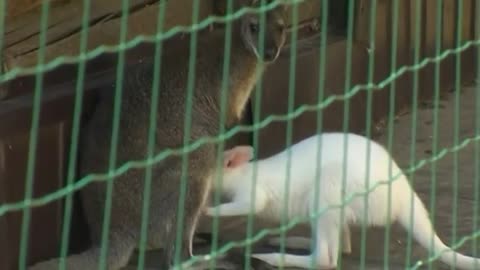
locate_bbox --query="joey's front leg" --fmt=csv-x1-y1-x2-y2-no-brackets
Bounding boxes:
205,201,254,217
206,191,267,217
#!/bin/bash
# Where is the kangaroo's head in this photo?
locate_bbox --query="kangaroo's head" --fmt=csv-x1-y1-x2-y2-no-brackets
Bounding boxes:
214,0,287,62
238,0,287,63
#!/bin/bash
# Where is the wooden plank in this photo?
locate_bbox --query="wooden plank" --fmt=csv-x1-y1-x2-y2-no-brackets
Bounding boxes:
443,0,456,49
423,0,438,54
3,0,323,82
6,0,67,20
409,0,420,52
284,0,321,26
5,0,153,50
476,0,480,41
353,0,389,48
0,124,67,269
354,0,369,43
461,0,472,41
375,0,388,51
3,0,212,72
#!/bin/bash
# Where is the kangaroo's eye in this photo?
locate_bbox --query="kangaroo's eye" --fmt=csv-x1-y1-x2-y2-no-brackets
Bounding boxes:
249,23,259,33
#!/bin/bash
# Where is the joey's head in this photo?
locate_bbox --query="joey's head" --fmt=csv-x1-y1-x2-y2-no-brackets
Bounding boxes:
239,1,287,63
213,145,255,189
224,145,254,169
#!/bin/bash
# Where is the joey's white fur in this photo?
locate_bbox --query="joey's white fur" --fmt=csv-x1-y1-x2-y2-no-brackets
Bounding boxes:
206,132,480,269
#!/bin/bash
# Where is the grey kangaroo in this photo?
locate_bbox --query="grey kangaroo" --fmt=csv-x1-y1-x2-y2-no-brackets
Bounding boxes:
28,1,287,270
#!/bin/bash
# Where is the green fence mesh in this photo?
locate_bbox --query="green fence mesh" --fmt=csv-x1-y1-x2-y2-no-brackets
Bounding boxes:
1,0,480,269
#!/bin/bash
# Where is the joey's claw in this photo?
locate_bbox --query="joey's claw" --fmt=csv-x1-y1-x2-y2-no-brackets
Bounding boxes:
342,244,352,254
250,254,283,267
204,207,216,216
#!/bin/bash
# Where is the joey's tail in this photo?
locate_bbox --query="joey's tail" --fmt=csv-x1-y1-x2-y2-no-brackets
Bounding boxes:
28,243,134,270
398,186,480,269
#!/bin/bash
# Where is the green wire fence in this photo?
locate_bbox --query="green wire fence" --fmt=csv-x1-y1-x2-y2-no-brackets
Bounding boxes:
0,0,480,269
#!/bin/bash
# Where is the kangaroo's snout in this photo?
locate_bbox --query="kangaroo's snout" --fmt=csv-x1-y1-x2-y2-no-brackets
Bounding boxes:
264,47,280,62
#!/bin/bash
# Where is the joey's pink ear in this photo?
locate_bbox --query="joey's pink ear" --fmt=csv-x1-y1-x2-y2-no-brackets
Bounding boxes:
224,145,254,169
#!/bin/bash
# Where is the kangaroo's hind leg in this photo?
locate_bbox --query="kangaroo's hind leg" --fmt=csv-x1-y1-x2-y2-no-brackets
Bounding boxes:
28,234,136,270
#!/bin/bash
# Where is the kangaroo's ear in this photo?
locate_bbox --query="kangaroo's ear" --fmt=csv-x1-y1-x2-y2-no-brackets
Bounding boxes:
274,0,289,13
213,0,227,15
224,145,254,169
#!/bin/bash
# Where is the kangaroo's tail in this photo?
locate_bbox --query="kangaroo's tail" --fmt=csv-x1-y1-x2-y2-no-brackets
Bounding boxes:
398,182,480,269
28,238,135,270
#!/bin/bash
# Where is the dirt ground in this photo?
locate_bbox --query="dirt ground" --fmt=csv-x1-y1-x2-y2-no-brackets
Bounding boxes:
124,85,480,269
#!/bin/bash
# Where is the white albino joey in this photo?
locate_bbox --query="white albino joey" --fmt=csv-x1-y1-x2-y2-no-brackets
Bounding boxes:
206,133,480,269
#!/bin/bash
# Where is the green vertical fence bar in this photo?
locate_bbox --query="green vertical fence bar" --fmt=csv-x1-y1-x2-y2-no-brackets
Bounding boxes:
473,0,480,265
359,0,377,268
337,0,356,269
58,0,92,269
0,0,5,75
99,0,130,268
450,2,463,268
174,0,200,267
136,2,167,269
244,0,267,268
310,0,329,268
278,1,299,269
406,0,422,268
17,1,50,269
427,1,443,269
210,0,234,268
384,0,399,267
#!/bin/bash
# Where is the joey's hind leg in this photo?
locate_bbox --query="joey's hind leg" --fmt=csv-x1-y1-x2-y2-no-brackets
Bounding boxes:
342,224,352,254
267,236,313,250
266,224,351,254
172,255,239,270
251,220,339,269
251,240,333,269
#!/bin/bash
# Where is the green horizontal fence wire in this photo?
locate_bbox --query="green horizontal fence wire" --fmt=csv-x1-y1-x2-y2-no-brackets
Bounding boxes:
1,41,480,216
3,0,480,269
